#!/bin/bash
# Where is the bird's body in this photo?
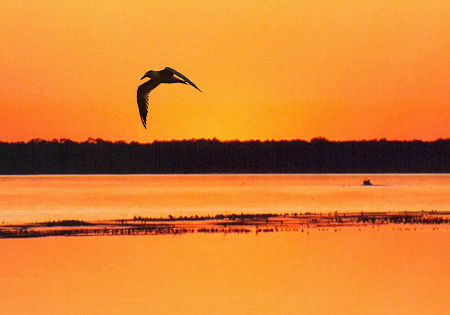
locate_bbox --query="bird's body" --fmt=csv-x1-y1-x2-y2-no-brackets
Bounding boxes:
137,67,201,128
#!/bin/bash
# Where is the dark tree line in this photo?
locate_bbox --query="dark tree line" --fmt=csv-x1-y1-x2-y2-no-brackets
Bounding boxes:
0,138,448,174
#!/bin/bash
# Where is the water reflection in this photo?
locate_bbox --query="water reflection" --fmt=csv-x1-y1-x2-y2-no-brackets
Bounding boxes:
0,228,448,314
0,174,449,223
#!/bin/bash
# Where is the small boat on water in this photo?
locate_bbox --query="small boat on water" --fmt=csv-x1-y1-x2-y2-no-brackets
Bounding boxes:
363,179,373,186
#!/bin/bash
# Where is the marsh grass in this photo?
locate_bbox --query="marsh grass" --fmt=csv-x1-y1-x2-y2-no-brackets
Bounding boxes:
0,211,448,239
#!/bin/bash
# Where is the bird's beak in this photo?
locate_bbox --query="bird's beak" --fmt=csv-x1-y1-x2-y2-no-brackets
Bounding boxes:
140,75,147,80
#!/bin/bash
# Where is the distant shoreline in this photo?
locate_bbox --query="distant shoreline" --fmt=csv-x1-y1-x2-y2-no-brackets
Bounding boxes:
1,138,449,174
1,211,449,239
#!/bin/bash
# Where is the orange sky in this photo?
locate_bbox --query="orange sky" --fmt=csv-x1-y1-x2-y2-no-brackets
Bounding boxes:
0,0,448,142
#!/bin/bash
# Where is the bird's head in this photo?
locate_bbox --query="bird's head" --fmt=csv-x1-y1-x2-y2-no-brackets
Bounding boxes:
140,70,154,80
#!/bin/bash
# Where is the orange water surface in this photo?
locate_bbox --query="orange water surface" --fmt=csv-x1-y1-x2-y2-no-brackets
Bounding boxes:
0,174,449,223
0,227,449,314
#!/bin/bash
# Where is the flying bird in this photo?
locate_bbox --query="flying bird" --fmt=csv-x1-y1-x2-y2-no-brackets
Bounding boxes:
137,67,201,128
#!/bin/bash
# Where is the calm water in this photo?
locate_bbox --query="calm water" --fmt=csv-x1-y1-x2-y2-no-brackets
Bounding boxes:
1,228,449,314
1,175,449,314
0,174,449,223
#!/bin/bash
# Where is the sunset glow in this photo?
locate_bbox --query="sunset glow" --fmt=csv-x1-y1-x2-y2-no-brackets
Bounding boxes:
1,230,449,314
1,0,449,142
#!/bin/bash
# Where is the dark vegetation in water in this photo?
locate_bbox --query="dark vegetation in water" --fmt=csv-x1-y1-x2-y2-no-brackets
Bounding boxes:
1,211,449,239
0,138,449,174
43,220,92,227
132,213,275,222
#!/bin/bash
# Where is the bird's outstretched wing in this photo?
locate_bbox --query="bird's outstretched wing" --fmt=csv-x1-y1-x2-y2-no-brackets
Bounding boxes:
164,67,201,92
137,80,160,128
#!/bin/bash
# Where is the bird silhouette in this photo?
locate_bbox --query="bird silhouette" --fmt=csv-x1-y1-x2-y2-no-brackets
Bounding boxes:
137,67,201,128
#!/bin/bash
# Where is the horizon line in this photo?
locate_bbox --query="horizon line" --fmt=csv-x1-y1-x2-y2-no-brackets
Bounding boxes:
2,136,450,145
